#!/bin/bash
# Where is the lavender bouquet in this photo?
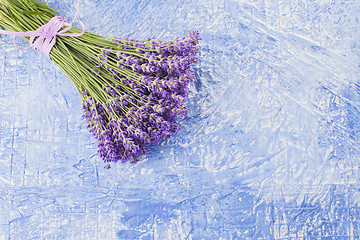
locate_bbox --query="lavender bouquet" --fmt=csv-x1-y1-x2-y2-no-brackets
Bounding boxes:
0,0,200,167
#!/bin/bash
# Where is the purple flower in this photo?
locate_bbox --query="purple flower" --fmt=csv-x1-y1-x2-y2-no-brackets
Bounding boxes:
81,31,201,167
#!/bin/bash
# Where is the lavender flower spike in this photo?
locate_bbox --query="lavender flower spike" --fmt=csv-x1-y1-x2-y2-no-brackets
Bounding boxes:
82,31,201,167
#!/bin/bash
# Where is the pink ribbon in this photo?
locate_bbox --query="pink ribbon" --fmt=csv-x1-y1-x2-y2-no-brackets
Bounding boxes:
0,15,85,58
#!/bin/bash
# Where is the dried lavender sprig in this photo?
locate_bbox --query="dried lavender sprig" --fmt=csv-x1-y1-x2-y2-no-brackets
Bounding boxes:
82,32,200,165
0,0,200,166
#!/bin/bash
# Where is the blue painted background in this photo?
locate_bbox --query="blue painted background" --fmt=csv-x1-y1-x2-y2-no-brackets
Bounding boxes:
1,0,360,239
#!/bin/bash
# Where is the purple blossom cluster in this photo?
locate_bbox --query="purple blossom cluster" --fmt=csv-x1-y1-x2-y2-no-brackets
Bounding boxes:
82,31,200,167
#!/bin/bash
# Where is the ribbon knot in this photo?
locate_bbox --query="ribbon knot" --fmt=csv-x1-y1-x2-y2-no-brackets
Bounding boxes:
0,15,85,58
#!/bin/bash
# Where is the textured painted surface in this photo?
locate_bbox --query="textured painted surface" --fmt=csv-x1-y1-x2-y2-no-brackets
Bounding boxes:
0,0,360,239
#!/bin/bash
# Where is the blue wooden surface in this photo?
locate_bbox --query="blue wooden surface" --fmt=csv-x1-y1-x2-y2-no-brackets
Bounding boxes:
0,0,360,239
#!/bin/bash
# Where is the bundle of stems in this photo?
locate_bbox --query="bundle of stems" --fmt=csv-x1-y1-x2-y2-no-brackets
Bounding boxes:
0,0,200,167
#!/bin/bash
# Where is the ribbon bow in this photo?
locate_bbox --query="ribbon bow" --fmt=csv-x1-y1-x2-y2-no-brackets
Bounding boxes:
0,15,85,58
